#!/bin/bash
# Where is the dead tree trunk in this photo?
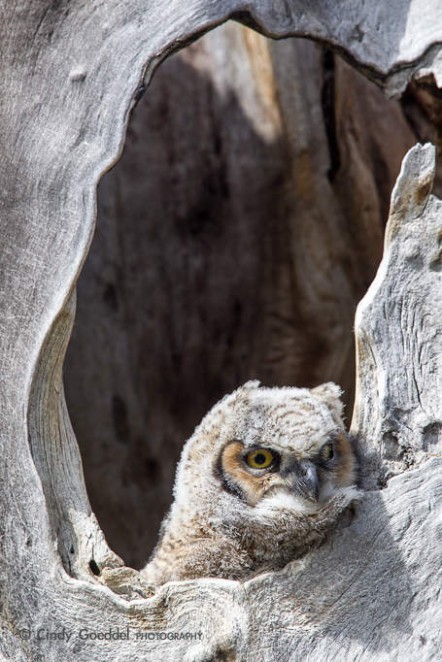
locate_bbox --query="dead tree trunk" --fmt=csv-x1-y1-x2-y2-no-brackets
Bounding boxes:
0,2,441,661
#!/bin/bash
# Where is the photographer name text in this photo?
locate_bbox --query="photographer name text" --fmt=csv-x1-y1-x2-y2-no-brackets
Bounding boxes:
18,627,203,643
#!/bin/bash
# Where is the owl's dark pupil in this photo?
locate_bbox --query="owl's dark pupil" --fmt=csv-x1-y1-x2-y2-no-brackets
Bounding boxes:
254,453,266,465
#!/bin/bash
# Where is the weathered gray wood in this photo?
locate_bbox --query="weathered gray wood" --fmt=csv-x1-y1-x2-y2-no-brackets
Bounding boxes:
0,2,441,660
352,143,442,488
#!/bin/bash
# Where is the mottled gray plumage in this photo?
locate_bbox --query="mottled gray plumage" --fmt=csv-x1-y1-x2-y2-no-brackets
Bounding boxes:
142,381,359,585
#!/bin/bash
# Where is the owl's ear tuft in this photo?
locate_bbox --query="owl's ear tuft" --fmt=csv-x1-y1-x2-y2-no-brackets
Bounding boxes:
310,382,345,427
228,380,261,410
242,380,261,390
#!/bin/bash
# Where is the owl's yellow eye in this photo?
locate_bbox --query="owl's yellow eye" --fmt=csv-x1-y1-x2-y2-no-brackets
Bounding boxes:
320,441,334,462
245,448,275,469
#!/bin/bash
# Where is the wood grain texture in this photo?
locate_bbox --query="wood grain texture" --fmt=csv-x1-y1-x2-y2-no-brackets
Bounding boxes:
0,1,441,660
352,143,442,486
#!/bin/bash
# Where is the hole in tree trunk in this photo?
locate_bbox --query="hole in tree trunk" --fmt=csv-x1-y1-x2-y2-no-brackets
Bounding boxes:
89,559,101,576
64,22,421,570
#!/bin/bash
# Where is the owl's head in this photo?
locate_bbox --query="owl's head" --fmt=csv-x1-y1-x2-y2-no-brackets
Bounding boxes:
174,381,357,518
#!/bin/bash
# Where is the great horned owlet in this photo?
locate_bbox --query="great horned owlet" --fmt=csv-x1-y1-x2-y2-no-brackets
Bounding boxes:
142,381,359,585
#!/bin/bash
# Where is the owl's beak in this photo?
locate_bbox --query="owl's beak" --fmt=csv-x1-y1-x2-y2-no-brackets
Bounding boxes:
283,459,319,502
298,461,319,502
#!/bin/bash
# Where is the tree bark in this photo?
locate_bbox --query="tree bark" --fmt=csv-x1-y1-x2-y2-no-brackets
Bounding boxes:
0,2,441,661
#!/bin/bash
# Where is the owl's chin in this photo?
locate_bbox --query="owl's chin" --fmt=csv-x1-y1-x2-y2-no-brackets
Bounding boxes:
254,490,322,516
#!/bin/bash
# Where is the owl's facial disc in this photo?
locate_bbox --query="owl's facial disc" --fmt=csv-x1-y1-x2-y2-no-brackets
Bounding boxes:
216,435,352,511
